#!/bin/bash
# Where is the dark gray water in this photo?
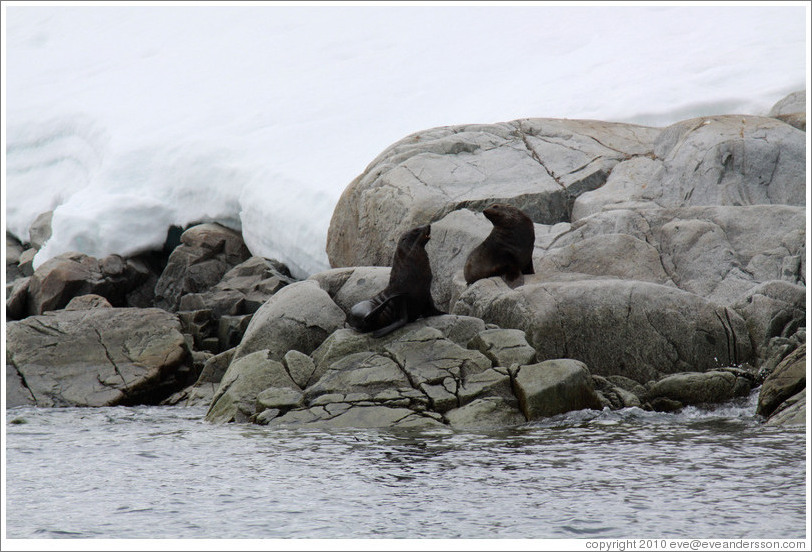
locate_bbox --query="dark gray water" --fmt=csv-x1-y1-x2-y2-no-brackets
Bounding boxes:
4,391,807,540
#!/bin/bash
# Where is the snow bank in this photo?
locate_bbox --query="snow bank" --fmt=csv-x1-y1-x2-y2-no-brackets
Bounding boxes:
4,5,807,278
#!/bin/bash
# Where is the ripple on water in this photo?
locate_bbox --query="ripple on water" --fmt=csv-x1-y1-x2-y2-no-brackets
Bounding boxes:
5,394,807,539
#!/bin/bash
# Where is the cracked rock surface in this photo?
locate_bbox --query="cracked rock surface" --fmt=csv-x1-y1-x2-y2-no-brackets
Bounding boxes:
202,276,758,430
6,308,190,407
318,98,804,428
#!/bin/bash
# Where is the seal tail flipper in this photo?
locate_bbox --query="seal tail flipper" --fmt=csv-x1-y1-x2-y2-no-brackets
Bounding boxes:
522,260,535,275
371,298,409,338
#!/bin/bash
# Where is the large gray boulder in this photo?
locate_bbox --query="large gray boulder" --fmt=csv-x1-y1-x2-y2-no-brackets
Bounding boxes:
233,280,346,362
417,203,804,313
768,90,805,131
453,278,752,383
6,308,190,407
554,205,805,305
769,90,805,116
326,118,661,268
468,328,537,368
572,115,804,219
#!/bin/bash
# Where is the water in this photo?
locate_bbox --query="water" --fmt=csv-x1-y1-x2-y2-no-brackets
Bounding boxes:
4,391,807,540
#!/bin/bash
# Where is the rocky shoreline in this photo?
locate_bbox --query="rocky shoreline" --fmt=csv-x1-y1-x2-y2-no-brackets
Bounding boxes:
6,91,806,429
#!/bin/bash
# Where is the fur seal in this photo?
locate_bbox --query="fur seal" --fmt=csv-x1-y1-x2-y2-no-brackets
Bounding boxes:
464,203,535,286
348,224,444,338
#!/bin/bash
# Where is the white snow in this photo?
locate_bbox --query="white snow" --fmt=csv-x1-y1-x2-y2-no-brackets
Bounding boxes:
3,3,808,278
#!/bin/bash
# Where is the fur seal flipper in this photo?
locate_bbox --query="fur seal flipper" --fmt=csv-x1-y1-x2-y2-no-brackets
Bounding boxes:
348,293,408,337
464,203,535,286
348,225,445,337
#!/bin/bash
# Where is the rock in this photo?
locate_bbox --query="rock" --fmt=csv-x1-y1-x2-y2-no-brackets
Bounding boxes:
772,112,805,132
467,328,537,368
256,387,304,412
513,359,603,420
208,310,546,427
217,314,254,351
6,277,30,321
266,404,446,429
308,266,391,314
179,256,296,317
305,352,411,402
534,233,671,285
731,281,806,362
206,350,299,423
18,248,36,277
757,328,806,382
6,233,24,282
326,118,661,269
552,205,805,305
768,90,805,117
606,375,648,402
6,308,190,407
457,367,515,406
383,327,492,407
177,309,215,352
572,116,805,219
310,312,486,376
111,255,159,309
28,210,53,250
645,370,753,411
445,397,526,429
166,348,236,407
64,294,113,310
282,350,318,389
6,232,24,265
25,252,150,316
453,278,752,383
6,360,36,407
154,223,251,311
592,375,643,409
757,344,806,418
233,280,346,363
765,389,805,427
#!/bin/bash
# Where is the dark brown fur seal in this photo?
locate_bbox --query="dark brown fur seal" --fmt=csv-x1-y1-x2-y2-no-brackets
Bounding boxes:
348,224,445,337
464,203,535,286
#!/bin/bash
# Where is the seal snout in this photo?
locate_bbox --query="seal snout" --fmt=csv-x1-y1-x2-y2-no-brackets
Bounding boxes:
483,204,503,222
